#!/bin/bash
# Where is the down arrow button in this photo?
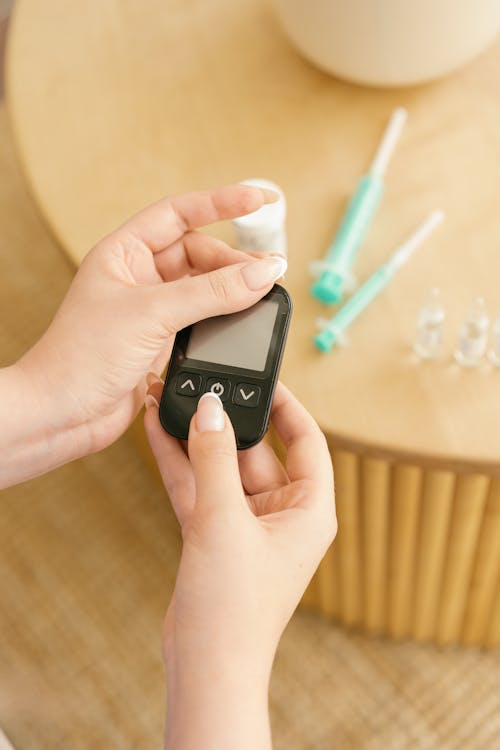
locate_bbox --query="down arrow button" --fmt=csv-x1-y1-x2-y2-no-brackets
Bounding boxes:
234,384,261,408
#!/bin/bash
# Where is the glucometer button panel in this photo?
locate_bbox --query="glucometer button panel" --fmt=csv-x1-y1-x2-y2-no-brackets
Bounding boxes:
233,384,261,408
205,378,231,402
176,372,202,397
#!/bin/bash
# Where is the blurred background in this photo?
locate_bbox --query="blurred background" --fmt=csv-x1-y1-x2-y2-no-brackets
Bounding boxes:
1,1,499,748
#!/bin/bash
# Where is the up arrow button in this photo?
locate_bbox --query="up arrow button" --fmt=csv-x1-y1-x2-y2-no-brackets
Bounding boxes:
176,372,202,397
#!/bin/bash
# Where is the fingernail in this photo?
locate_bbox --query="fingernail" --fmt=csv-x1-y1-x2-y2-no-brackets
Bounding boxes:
146,371,164,388
145,393,159,410
260,188,280,204
196,393,225,432
241,256,288,291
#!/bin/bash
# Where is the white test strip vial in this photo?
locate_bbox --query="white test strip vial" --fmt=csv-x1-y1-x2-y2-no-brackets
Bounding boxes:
455,297,490,367
414,287,445,359
232,178,287,257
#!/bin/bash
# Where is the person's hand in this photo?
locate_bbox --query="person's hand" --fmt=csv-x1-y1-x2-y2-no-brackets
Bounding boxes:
12,185,285,477
144,380,336,750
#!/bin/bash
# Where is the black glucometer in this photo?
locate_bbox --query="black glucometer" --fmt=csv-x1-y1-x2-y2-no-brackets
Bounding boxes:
159,284,292,449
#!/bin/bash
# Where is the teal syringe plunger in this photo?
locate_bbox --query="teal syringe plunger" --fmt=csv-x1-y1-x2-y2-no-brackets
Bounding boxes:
313,210,445,353
311,107,408,305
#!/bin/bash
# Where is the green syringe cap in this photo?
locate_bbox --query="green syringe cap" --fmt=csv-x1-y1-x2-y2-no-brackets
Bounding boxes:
313,327,337,352
311,270,345,304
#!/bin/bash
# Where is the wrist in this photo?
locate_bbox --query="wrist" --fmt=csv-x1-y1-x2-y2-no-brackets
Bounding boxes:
0,359,80,487
165,645,273,698
164,622,277,697
165,651,272,750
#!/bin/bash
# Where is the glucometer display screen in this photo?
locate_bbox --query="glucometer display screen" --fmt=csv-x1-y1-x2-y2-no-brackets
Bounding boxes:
186,300,279,372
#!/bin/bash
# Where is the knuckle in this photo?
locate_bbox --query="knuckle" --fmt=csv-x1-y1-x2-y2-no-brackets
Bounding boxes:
207,270,234,307
237,186,260,215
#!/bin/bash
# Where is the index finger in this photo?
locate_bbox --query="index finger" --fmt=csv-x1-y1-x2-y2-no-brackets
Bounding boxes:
113,184,278,253
271,382,334,495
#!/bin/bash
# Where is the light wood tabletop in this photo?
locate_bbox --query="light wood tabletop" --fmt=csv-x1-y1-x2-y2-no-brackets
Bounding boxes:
6,0,500,472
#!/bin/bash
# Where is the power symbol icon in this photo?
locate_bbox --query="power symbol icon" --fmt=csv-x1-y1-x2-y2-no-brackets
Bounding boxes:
210,382,225,397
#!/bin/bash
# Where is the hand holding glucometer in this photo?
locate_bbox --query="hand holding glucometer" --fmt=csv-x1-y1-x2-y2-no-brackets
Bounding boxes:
159,284,292,448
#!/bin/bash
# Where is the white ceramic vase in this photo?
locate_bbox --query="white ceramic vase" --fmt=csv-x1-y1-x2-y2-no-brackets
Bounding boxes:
271,0,500,87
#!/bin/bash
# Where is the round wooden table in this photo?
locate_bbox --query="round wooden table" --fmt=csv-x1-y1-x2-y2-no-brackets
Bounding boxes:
6,0,500,647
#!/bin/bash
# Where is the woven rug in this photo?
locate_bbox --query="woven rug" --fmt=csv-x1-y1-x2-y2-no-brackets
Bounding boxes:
1,101,499,749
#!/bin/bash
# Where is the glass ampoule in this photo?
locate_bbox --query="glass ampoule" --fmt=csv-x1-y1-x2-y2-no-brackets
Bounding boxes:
455,297,489,367
414,287,445,359
488,316,500,366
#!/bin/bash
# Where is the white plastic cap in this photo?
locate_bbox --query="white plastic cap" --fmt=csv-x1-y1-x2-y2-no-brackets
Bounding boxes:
232,178,287,256
232,178,286,228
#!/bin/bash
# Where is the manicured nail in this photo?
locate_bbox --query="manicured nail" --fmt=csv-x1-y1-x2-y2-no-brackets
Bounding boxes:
260,188,280,204
144,393,159,410
146,372,164,388
241,256,288,290
196,393,225,432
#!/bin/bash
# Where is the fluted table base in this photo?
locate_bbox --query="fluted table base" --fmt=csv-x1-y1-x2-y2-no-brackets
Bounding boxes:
302,448,500,648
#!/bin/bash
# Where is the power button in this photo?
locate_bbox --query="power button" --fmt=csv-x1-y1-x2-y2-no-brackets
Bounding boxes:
205,378,230,402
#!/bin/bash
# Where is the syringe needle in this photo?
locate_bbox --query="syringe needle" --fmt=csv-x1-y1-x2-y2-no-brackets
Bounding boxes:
387,210,444,271
369,107,408,180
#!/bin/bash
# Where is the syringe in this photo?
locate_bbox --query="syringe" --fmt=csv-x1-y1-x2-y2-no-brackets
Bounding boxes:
313,210,445,352
311,107,408,305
